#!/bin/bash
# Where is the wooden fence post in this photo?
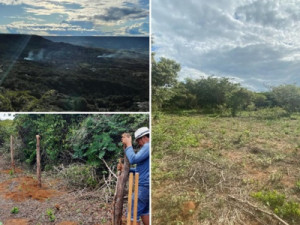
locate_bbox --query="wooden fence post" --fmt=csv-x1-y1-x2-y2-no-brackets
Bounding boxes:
112,133,131,225
10,135,15,173
36,135,41,188
133,173,139,225
127,173,134,225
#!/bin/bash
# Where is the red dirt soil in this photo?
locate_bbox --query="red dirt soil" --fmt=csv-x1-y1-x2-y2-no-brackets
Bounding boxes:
57,222,78,225
4,218,29,225
1,168,23,174
0,176,60,202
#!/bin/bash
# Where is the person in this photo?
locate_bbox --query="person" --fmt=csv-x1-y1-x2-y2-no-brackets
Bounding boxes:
122,127,150,225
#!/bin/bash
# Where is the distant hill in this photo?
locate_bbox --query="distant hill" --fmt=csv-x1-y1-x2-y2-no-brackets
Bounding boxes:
44,36,149,51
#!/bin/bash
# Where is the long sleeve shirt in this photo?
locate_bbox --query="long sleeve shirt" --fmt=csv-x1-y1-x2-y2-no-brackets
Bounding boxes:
125,142,149,187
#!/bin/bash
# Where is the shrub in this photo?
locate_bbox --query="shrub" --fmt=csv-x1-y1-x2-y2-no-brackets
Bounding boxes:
252,190,300,223
57,164,98,189
46,209,55,222
295,180,300,192
11,207,19,214
251,190,285,209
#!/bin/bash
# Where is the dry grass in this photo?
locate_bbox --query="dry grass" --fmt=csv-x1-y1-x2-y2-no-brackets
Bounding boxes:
152,111,300,224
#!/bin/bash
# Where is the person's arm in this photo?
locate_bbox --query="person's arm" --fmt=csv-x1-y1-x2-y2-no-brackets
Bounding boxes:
125,143,149,164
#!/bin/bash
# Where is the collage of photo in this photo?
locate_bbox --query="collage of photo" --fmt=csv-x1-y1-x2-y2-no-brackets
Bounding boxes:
2,0,300,225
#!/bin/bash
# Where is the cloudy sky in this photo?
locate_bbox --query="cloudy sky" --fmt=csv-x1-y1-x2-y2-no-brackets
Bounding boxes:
152,0,300,91
0,0,149,36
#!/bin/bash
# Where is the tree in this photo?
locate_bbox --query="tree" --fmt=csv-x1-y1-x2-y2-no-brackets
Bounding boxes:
227,88,253,116
184,76,240,111
164,82,197,109
152,57,181,109
270,84,300,113
253,93,269,108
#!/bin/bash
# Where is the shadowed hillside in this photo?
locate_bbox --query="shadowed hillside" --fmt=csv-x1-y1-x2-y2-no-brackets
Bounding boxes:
0,34,149,112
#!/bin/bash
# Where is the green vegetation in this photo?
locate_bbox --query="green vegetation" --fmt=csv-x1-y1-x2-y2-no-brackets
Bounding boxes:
0,114,148,188
0,119,14,148
58,164,98,189
9,169,14,176
0,34,149,112
10,207,19,214
152,57,300,116
295,181,300,192
152,112,300,224
252,190,300,222
152,56,300,224
46,209,55,222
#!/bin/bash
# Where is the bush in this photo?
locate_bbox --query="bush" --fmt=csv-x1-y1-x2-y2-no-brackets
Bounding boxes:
251,190,285,209
46,209,55,222
252,190,300,223
57,164,99,189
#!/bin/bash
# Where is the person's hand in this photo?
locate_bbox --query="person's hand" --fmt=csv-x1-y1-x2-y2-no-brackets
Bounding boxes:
122,134,132,148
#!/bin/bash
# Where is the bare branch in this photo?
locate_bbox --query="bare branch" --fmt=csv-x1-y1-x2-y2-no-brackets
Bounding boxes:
101,158,118,179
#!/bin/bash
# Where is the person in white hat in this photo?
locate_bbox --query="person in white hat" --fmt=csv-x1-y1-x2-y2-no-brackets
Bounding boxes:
122,127,149,225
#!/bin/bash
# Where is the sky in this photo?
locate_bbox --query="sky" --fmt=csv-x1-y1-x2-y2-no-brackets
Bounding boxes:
0,0,149,36
0,113,14,120
152,0,300,91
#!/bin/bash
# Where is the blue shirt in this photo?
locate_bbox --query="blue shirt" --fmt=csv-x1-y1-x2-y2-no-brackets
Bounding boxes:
125,142,149,187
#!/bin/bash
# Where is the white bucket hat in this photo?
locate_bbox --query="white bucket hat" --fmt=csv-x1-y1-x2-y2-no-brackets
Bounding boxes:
134,127,149,140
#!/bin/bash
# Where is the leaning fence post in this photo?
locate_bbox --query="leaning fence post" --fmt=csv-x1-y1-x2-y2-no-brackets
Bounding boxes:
10,135,15,173
36,135,41,188
112,133,131,225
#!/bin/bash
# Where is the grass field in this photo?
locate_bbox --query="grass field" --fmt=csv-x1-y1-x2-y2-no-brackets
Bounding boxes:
152,110,300,224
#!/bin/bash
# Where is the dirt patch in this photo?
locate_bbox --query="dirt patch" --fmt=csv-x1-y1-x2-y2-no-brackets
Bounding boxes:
243,164,269,182
0,176,60,202
222,150,244,162
200,139,214,149
4,218,30,225
56,222,78,225
1,168,23,174
281,175,296,188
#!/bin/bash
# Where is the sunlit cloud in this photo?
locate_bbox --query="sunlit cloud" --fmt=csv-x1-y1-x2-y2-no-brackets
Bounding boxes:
0,0,149,35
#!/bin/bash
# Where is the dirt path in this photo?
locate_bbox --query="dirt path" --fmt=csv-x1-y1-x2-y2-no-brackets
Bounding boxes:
0,156,112,225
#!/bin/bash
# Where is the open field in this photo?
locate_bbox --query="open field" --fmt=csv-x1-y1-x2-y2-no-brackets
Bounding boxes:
152,110,300,224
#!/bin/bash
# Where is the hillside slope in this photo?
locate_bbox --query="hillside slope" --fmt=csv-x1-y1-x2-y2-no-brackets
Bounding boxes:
0,34,149,112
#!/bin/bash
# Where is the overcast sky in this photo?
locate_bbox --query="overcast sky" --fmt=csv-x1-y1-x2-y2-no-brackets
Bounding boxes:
152,0,300,91
0,0,149,36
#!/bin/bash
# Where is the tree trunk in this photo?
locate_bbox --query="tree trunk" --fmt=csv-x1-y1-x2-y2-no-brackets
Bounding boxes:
112,153,130,225
10,135,15,173
36,135,41,188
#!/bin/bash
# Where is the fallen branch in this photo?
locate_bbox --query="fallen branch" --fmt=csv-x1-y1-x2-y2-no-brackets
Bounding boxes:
101,158,118,179
228,195,289,225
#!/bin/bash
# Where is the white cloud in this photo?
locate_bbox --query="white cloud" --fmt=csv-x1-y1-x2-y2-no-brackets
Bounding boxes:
0,0,149,35
179,67,209,81
152,0,300,91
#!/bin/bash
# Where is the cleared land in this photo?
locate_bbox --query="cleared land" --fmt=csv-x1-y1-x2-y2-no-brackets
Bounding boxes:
152,111,300,224
0,156,114,225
